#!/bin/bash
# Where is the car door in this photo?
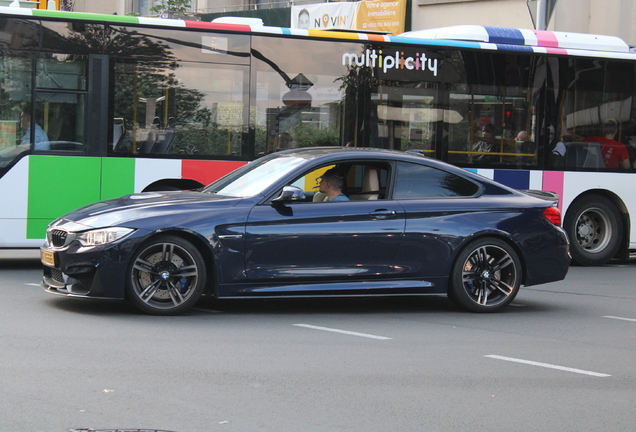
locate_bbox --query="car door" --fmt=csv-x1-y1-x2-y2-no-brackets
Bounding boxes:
244,163,406,286
391,161,483,279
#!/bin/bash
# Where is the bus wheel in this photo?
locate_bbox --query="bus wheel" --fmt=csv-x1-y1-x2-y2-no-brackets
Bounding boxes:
564,195,622,266
448,238,521,313
126,235,206,315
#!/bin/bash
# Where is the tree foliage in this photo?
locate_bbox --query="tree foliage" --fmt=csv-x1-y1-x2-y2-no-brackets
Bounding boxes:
291,124,340,148
150,0,192,14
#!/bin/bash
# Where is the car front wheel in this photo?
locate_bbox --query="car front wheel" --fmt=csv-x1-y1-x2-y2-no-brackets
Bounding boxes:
449,238,521,313
126,235,206,315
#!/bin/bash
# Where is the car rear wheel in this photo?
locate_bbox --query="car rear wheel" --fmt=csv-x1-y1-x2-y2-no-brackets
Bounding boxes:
449,238,521,313
126,235,206,315
564,195,622,266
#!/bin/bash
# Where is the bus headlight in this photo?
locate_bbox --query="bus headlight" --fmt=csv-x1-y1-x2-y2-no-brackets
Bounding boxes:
77,227,136,246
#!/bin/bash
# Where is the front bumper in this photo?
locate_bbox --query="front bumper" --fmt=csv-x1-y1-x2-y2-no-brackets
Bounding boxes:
41,279,113,300
40,236,144,300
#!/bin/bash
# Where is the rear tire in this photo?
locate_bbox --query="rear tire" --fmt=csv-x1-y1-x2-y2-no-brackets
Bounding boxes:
564,195,622,266
449,238,521,313
126,235,206,315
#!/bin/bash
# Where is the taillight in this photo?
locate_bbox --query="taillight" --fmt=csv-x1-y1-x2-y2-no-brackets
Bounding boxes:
543,206,561,227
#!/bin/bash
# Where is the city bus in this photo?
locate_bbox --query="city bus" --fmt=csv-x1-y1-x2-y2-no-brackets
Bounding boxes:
1,7,635,266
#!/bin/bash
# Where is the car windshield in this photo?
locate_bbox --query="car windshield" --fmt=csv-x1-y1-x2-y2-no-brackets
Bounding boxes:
203,155,307,197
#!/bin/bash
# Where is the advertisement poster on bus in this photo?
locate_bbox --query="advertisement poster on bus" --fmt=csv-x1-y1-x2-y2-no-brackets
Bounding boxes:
291,0,406,35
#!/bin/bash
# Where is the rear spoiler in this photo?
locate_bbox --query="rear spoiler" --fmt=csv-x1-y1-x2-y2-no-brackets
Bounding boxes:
520,189,559,205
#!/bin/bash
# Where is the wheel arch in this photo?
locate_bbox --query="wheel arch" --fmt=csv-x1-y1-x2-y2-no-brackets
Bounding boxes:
564,189,630,260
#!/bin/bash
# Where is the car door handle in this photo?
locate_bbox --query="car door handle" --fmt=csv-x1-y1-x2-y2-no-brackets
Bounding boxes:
369,209,397,219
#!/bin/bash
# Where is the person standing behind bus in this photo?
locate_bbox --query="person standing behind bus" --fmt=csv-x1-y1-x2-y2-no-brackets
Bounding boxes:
582,119,629,170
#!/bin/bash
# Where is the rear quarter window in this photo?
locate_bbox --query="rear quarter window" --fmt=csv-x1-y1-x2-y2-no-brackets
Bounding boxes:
394,162,480,199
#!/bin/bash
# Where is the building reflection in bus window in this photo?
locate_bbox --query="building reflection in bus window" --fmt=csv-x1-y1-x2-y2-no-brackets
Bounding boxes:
253,37,348,155
112,60,249,158
252,37,447,156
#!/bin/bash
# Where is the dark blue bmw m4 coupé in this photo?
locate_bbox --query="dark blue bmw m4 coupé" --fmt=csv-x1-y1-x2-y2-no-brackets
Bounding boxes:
41,148,570,315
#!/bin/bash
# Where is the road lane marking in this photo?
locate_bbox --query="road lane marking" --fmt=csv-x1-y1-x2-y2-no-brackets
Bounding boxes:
603,315,636,322
293,324,392,340
524,288,633,300
484,355,611,377
25,283,41,287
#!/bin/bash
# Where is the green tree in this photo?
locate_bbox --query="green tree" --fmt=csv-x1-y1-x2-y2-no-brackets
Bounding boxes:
150,0,192,14
290,124,340,148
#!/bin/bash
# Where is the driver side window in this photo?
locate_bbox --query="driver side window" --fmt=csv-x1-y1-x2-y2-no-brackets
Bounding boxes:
289,162,390,202
289,165,334,202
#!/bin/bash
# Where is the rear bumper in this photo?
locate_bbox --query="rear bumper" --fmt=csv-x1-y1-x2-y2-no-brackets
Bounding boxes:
524,226,571,286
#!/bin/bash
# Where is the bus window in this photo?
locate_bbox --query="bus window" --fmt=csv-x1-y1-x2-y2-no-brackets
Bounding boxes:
0,18,40,51
254,37,444,154
35,93,86,151
446,51,541,168
553,57,636,171
370,46,444,155
106,26,250,66
32,53,88,152
112,60,249,158
39,20,101,55
36,54,87,91
0,51,32,169
253,37,349,154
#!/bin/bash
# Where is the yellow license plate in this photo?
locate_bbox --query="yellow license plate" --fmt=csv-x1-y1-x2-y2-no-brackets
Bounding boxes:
41,249,56,267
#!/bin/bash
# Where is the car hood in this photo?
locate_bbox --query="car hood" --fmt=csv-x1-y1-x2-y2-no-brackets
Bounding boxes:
51,191,245,231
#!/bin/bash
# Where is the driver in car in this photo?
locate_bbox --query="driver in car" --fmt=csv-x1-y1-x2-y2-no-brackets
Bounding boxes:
319,168,349,201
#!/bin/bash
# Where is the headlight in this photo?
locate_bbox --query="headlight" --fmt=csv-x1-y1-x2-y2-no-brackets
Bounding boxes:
77,227,136,246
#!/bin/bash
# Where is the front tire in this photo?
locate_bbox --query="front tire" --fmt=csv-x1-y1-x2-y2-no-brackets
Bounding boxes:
126,235,206,315
564,195,622,266
449,238,521,313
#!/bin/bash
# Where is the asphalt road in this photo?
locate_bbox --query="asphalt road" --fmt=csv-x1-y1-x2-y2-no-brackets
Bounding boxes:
1,250,635,432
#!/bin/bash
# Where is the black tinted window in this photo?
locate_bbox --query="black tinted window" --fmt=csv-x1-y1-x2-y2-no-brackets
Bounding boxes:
394,162,479,198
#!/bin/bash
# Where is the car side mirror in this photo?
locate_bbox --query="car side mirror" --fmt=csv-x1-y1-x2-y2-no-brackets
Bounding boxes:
272,185,306,204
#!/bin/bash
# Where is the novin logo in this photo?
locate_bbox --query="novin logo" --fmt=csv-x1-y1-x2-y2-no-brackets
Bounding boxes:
317,13,349,28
